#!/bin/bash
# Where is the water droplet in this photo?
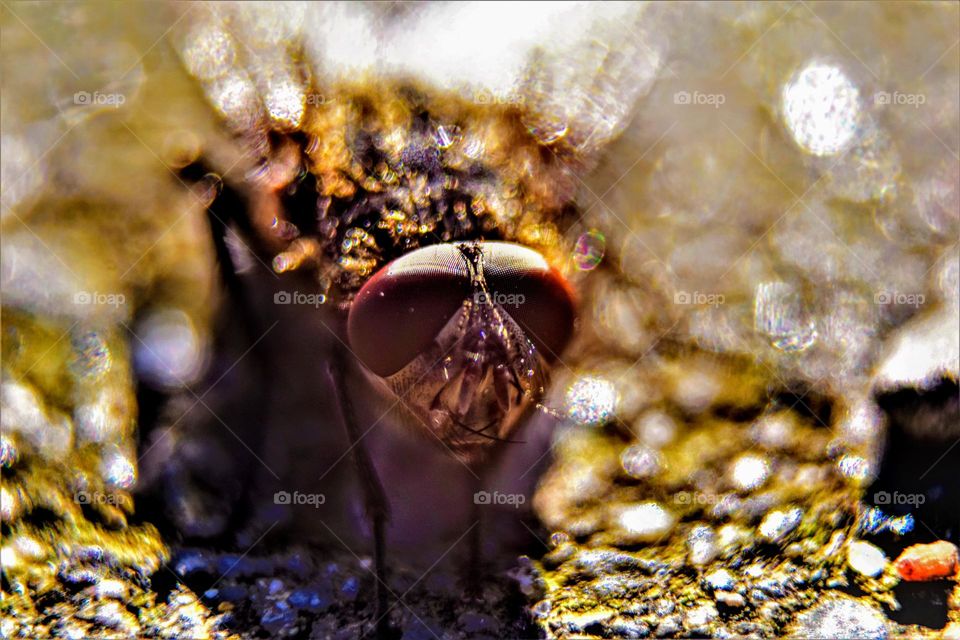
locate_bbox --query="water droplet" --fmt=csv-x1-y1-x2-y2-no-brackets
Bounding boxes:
101,448,136,490
759,507,803,543
273,254,293,272
0,435,18,468
271,217,300,241
573,230,605,271
620,444,662,478
754,281,818,352
195,173,223,206
132,309,204,390
564,375,617,426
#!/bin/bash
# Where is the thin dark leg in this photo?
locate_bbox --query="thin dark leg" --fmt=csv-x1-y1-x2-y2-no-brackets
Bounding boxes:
466,467,486,599
197,173,272,544
328,348,392,638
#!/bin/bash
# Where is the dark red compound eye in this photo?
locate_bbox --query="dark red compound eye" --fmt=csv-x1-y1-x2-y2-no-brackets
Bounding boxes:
347,242,576,377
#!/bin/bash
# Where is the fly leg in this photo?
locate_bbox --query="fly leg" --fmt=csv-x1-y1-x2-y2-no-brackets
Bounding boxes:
153,166,271,543
328,348,392,638
466,464,487,600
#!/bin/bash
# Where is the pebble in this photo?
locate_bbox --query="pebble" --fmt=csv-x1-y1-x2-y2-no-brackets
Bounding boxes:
757,578,784,597
609,619,650,639
759,507,803,543
288,587,329,612
750,413,794,449
531,600,552,620
559,608,616,632
730,454,770,491
859,507,914,536
542,542,576,568
260,604,297,632
715,592,746,608
759,602,782,621
655,615,681,637
572,549,649,576
610,502,677,544
704,568,736,591
894,540,959,581
685,603,718,628
717,524,751,554
0,435,17,467
788,595,888,639
822,531,846,558
654,599,675,616
621,444,663,479
847,540,888,578
687,525,719,566
91,601,140,634
339,576,360,601
636,411,677,447
943,622,960,640
743,563,765,578
93,578,127,599
837,454,873,483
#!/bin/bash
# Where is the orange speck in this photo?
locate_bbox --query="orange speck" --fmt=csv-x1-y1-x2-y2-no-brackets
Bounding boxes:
894,540,959,582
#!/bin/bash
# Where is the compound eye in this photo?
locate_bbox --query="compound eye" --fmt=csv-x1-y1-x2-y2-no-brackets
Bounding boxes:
346,242,577,377
347,244,471,377
480,243,577,362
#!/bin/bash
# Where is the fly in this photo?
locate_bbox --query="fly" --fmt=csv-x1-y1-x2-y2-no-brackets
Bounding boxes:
192,80,582,637
347,241,575,465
